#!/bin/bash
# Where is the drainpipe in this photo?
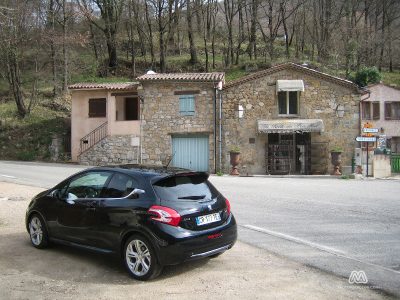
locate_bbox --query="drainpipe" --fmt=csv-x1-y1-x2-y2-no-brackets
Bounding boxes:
219,88,223,172
213,85,217,173
140,95,144,164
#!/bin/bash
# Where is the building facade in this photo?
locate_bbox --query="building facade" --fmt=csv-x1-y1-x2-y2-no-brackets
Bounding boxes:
361,83,400,153
222,63,363,175
69,64,366,175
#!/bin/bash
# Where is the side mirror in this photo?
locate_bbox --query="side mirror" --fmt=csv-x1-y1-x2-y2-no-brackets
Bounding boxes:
50,189,62,199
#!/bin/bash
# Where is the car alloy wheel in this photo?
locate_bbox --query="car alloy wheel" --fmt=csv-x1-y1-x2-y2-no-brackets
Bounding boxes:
29,215,48,248
124,235,162,280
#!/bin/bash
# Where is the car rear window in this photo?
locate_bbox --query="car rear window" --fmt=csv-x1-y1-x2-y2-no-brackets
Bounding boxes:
152,174,219,201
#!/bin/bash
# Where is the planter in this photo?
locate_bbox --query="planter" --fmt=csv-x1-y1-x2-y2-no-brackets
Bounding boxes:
229,151,240,176
330,151,342,175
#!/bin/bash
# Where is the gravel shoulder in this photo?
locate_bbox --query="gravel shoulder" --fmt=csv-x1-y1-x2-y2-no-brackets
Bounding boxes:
0,182,391,300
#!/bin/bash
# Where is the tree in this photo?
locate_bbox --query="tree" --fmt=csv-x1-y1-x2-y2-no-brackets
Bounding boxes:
78,0,125,73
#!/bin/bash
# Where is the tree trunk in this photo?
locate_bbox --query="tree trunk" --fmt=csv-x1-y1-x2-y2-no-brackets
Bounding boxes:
187,0,198,65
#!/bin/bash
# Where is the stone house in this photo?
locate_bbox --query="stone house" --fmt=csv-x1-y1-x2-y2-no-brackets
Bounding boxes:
69,74,224,171
361,83,400,153
69,63,365,175
222,63,365,175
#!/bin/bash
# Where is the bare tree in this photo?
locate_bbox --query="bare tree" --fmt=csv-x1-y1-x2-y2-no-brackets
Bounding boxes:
78,0,125,73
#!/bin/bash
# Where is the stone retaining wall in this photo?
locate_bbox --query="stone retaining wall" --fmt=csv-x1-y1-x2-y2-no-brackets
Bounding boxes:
79,134,140,166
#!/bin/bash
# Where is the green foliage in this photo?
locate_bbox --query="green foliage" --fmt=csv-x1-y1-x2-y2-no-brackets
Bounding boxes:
331,146,343,153
229,145,241,153
350,67,382,87
216,171,224,176
382,71,400,87
0,101,69,161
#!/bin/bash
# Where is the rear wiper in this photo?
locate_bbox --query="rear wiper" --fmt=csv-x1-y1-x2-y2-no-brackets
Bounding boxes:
177,195,206,200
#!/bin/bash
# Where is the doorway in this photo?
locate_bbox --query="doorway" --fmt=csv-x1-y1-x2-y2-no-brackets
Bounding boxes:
266,133,311,175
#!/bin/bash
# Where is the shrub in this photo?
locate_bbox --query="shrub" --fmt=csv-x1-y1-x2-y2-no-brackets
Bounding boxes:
350,67,381,87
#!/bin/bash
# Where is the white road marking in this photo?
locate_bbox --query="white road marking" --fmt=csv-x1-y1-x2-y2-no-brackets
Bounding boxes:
243,224,346,255
0,174,17,179
242,224,400,274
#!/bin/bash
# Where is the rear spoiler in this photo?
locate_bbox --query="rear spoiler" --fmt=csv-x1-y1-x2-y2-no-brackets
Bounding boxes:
151,172,209,185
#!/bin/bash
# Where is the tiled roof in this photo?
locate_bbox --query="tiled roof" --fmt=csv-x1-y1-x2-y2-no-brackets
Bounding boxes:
224,63,364,93
68,82,138,90
137,72,224,82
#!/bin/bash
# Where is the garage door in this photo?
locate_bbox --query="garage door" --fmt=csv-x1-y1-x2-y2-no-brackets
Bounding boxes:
172,136,209,171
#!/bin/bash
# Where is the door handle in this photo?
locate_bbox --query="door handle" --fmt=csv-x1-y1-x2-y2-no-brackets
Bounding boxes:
86,207,96,212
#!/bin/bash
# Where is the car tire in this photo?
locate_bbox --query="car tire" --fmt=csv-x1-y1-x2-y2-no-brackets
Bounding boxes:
123,235,162,281
28,214,49,249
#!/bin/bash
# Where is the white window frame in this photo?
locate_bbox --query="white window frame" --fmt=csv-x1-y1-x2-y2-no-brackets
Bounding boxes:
278,91,300,116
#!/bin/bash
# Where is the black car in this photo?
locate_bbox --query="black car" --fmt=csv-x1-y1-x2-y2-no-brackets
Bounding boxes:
25,165,237,280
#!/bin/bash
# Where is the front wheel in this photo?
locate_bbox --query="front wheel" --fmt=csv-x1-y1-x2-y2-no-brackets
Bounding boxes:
28,214,49,249
124,235,162,281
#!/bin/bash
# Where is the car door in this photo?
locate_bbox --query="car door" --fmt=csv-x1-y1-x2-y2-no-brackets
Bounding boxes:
93,172,149,251
54,171,112,245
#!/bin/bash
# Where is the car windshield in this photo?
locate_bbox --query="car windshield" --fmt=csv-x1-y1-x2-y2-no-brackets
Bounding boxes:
152,174,219,201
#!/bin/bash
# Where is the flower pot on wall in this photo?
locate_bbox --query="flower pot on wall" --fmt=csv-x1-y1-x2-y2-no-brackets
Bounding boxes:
229,151,240,176
330,151,342,175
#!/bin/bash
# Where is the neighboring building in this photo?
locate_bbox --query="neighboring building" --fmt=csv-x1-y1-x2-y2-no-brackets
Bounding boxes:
137,72,224,172
361,83,400,153
69,63,366,175
222,63,364,175
69,83,141,164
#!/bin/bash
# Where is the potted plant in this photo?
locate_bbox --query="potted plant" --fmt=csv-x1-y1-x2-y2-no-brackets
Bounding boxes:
229,146,241,176
330,147,343,175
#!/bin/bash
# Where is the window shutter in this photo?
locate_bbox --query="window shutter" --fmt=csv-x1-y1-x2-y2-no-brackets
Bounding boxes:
179,95,195,116
385,102,392,120
372,102,380,120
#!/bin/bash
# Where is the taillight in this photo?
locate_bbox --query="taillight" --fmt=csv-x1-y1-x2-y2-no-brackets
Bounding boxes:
225,198,231,215
148,205,181,227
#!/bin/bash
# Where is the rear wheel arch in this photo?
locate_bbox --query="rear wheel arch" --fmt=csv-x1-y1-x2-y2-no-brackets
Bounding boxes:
120,229,160,260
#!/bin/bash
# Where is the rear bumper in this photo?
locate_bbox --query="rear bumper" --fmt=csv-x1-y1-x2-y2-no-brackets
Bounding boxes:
154,214,237,266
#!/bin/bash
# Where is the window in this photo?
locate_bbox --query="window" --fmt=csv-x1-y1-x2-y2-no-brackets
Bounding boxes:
65,171,112,199
278,91,299,115
362,102,371,120
385,102,400,120
372,102,380,120
125,97,139,120
103,173,138,198
179,95,195,116
89,98,106,118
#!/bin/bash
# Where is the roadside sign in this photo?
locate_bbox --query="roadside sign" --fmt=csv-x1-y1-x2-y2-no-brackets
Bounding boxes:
362,128,379,133
356,136,376,142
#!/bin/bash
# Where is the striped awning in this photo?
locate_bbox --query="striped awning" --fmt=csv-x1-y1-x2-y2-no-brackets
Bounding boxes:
276,80,305,93
257,119,324,133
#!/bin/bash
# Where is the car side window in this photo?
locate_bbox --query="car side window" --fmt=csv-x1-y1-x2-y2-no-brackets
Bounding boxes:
65,171,112,199
103,173,139,198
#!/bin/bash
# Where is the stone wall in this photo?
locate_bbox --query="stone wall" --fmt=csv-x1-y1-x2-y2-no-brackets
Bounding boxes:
223,69,361,174
79,134,140,166
140,82,216,171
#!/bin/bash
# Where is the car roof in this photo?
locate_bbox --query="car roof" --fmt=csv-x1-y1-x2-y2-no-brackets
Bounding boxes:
91,164,196,179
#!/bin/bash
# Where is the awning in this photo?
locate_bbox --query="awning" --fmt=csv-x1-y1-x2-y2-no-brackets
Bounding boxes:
257,119,324,134
276,80,305,93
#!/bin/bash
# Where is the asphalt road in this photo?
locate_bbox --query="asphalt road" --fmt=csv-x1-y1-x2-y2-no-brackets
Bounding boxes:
1,161,399,296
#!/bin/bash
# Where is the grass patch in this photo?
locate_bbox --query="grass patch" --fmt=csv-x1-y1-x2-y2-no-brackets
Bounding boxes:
0,101,70,161
382,71,400,87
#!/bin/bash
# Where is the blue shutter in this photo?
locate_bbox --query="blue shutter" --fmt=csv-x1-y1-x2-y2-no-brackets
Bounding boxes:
179,95,195,116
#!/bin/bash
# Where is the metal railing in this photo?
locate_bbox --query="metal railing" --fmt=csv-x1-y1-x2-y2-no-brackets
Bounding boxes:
80,122,108,154
391,154,400,173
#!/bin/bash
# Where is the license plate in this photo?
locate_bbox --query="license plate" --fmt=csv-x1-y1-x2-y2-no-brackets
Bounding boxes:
196,213,221,226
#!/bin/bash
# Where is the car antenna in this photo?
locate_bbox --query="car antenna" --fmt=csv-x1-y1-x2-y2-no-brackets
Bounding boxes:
164,151,175,169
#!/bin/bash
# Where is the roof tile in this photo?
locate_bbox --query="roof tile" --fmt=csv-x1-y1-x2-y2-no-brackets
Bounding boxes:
68,82,138,91
137,72,224,82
